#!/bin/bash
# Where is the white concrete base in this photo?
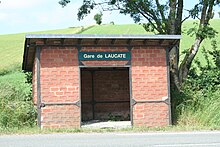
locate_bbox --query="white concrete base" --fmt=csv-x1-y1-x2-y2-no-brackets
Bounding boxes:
81,120,132,129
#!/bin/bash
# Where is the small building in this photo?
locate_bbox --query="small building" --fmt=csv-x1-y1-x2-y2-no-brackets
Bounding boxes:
22,34,180,128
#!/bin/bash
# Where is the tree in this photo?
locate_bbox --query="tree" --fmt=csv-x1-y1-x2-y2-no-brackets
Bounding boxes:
94,13,103,25
178,0,218,86
59,0,219,90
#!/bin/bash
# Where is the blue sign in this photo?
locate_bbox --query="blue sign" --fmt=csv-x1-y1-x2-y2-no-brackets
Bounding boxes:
78,52,131,61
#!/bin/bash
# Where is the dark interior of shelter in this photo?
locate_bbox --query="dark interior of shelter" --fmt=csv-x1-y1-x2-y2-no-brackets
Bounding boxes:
81,67,130,122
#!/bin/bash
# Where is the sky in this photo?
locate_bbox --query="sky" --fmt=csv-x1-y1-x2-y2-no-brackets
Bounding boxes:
0,0,219,35
0,0,135,34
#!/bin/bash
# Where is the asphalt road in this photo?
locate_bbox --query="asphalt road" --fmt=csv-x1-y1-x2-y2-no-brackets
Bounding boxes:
1,131,220,147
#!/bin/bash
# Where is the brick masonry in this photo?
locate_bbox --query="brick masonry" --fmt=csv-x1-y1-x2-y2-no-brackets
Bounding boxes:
80,47,130,122
32,46,169,128
33,47,80,128
131,47,169,126
81,69,130,121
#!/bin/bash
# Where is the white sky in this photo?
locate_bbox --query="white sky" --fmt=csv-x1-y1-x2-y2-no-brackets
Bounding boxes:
0,0,219,35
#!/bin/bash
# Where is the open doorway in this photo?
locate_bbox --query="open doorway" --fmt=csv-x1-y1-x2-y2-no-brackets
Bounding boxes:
80,67,131,128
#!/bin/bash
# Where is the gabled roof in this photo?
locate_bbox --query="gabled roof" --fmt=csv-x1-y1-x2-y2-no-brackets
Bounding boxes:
22,34,181,71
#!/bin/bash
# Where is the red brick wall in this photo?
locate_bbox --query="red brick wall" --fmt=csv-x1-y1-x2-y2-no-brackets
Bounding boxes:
41,105,80,128
33,45,169,128
80,47,131,122
39,47,80,128
81,69,130,121
131,47,169,127
81,71,93,120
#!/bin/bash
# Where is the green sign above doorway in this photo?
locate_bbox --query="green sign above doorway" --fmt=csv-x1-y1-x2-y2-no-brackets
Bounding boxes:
78,52,131,61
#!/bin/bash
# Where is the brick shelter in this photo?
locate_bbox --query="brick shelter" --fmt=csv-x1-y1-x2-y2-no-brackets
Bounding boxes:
22,34,180,128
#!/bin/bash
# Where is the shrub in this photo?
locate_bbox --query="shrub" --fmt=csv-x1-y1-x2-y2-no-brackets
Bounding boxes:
0,64,21,76
173,42,220,127
94,13,103,25
176,88,220,127
0,69,36,129
110,21,115,25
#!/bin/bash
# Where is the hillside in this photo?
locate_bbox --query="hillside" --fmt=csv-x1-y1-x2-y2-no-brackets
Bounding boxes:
0,20,220,70
0,27,84,70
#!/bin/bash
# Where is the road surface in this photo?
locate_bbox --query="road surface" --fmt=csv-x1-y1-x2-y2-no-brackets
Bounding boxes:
0,131,220,147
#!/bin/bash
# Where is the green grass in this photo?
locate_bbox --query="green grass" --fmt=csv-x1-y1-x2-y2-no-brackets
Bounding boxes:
81,24,151,34
0,33,25,70
0,66,36,129
180,19,220,65
1,125,220,135
0,27,83,70
0,67,25,85
1,20,220,70
30,27,84,34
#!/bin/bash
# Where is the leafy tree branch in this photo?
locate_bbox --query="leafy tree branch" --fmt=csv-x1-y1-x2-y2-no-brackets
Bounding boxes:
59,0,219,90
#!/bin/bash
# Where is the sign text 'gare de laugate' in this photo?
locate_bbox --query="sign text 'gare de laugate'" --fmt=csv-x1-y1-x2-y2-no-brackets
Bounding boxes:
22,34,181,128
78,52,131,60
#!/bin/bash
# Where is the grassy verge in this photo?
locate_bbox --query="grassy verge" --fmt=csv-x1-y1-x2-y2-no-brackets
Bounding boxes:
0,66,36,129
1,125,220,135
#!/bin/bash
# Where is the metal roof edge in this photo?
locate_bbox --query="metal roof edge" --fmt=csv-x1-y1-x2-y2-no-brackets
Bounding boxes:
25,34,181,40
